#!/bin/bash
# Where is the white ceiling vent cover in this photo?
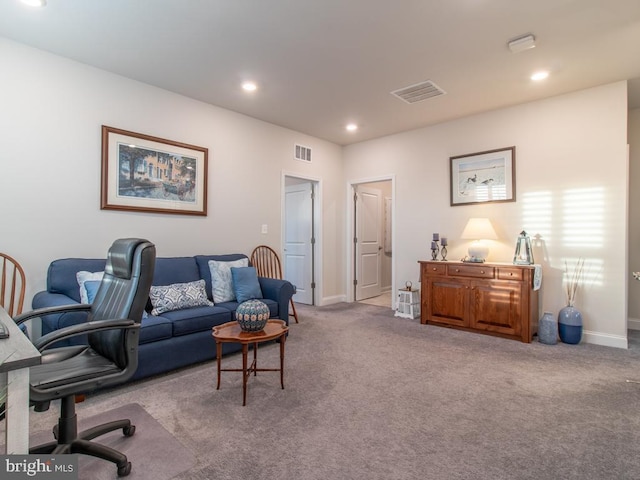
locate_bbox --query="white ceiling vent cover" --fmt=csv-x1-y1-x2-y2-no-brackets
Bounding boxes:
391,80,446,104
294,144,312,162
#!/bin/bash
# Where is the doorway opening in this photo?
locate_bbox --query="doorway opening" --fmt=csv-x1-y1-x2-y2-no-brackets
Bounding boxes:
282,173,322,306
347,176,395,309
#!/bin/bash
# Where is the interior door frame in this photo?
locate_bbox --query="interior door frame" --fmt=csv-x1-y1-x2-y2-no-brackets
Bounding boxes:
346,174,396,307
282,171,323,306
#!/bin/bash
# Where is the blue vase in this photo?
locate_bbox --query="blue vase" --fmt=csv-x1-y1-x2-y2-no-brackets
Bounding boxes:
558,306,582,344
538,312,558,345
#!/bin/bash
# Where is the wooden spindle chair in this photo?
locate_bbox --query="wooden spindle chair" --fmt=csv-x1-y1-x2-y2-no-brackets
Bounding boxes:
1,252,26,317
250,245,299,323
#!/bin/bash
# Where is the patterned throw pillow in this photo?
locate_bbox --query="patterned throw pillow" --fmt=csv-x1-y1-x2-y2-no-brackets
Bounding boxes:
149,279,214,316
208,258,249,303
76,271,104,304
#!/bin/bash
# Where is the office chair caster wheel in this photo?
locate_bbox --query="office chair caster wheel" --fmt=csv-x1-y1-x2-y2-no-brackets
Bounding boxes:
123,425,136,437
117,461,132,477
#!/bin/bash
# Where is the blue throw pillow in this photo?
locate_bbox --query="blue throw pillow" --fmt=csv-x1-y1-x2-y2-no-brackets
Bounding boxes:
84,280,102,303
231,266,263,303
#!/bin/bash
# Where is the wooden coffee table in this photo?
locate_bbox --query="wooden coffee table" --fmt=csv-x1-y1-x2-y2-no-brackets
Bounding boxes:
212,319,289,406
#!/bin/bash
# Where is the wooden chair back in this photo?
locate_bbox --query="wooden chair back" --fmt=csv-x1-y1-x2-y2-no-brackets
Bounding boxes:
250,245,283,279
250,245,299,323
1,253,26,317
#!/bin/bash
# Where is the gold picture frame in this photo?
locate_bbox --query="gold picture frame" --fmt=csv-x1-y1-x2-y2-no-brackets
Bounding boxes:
101,126,208,216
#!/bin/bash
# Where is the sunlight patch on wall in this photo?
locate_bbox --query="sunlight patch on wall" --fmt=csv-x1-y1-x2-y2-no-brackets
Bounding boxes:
522,191,553,245
562,187,604,249
562,256,604,290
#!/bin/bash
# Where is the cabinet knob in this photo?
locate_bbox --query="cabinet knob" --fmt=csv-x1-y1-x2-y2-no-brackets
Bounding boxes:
432,267,437,271
480,270,485,274
510,273,514,276
455,268,460,272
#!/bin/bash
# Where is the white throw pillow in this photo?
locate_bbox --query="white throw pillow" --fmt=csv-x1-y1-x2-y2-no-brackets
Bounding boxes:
208,258,249,303
76,271,104,304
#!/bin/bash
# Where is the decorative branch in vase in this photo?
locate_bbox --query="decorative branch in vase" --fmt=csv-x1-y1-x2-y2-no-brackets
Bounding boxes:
565,257,585,307
559,257,585,344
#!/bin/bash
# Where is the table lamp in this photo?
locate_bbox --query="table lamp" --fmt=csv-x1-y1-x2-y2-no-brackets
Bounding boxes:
461,218,498,263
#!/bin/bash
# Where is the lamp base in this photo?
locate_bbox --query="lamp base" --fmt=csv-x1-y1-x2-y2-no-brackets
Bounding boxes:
467,242,489,263
463,257,486,263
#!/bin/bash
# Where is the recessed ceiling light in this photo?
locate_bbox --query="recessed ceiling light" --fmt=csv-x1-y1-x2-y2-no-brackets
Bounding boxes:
531,71,549,81
20,0,46,7
346,123,358,132
242,82,257,92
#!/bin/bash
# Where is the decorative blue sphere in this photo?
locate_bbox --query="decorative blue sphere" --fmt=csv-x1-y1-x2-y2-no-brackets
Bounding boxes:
235,300,270,332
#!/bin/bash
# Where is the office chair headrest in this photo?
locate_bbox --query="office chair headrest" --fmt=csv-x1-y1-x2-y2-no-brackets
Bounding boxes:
105,238,150,279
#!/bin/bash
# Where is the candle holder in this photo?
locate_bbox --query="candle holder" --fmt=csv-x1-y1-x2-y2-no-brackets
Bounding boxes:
430,237,440,260
440,245,448,261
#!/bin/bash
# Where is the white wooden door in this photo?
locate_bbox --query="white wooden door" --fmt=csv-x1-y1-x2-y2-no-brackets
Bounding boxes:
284,182,313,305
356,186,382,301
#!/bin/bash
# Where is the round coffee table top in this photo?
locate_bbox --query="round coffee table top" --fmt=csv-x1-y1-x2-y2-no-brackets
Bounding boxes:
212,319,288,343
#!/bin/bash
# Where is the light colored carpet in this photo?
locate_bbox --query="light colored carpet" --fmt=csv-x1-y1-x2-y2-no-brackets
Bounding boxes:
27,403,195,479
12,303,640,479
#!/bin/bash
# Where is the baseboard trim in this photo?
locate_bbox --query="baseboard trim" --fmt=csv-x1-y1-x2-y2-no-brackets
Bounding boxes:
628,318,640,330
319,294,347,306
582,330,628,349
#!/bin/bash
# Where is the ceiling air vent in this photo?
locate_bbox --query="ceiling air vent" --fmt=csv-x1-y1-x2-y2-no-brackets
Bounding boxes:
391,80,446,104
294,144,312,162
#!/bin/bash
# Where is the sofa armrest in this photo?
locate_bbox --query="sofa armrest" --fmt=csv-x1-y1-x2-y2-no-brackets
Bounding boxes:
258,277,295,322
31,291,91,343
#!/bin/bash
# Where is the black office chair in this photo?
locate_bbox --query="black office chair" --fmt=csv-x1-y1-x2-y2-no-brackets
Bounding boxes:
14,238,156,477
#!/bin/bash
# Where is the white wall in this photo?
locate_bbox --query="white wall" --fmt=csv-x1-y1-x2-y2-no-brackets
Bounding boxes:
344,82,629,347
629,108,640,327
0,38,345,306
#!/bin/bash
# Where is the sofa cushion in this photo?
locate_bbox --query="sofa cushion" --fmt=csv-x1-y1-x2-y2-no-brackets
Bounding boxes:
149,280,213,315
216,298,278,318
152,257,201,286
208,258,248,303
231,266,263,303
162,305,232,336
139,315,174,344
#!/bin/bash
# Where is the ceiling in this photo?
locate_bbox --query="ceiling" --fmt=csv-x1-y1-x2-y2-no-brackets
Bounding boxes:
1,0,640,146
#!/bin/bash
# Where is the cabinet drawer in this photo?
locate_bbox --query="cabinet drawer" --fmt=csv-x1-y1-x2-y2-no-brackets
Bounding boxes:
425,263,446,275
497,267,524,281
447,264,495,278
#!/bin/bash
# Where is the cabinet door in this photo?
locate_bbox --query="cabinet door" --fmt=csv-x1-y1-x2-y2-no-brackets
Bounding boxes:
426,277,469,327
470,280,522,336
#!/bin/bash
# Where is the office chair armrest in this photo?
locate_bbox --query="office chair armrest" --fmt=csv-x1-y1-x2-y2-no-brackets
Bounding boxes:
13,303,91,326
34,318,138,352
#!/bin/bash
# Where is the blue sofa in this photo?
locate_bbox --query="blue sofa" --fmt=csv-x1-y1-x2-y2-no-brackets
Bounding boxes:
31,254,295,381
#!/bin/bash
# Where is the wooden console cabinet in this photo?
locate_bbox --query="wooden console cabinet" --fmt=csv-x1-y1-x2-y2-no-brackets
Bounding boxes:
419,261,539,343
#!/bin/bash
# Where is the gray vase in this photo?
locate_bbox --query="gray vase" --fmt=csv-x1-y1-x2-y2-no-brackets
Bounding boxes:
538,312,558,345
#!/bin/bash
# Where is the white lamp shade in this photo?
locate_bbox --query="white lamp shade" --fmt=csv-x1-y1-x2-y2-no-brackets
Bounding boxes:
461,218,498,240
461,218,498,262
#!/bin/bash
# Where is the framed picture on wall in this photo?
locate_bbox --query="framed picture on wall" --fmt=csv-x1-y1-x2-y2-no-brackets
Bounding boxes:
450,146,515,206
101,126,208,216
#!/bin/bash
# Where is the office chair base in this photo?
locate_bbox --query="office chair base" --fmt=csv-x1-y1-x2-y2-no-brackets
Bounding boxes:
30,397,135,477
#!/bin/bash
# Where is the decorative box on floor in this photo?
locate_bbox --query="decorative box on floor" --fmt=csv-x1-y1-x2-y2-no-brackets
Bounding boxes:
395,282,420,319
